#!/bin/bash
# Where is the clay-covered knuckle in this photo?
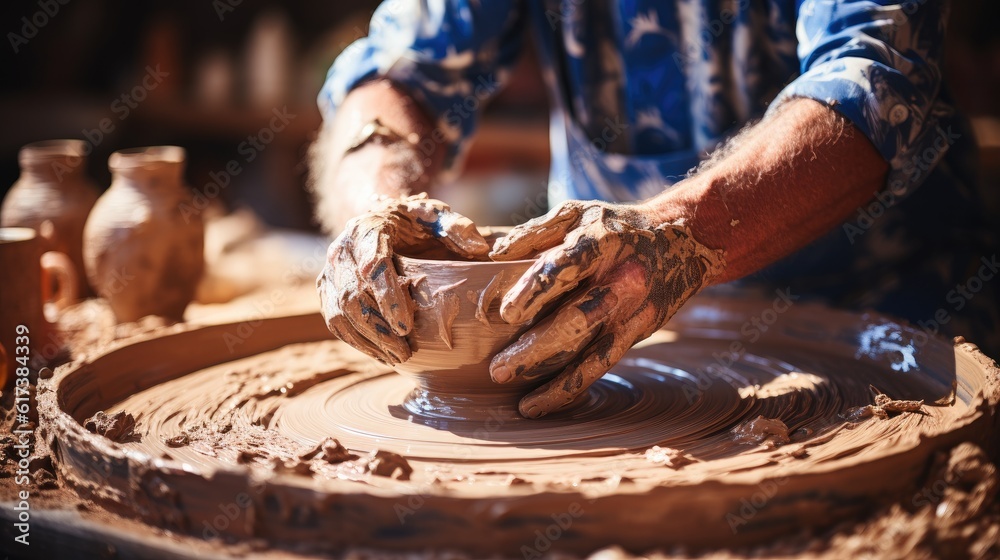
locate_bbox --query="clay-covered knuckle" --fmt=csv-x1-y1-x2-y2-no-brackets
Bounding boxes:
317,274,341,326
362,254,413,336
501,231,604,322
328,315,396,365
518,332,620,418
437,212,490,258
493,311,595,384
343,295,411,364
518,364,588,418
518,377,565,419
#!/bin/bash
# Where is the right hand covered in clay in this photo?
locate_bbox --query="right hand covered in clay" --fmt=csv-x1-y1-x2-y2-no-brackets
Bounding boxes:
489,200,725,418
318,194,490,364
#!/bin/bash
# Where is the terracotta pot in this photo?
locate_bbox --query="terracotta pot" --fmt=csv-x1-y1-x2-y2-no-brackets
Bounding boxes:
0,227,76,386
1,139,100,298
83,146,204,323
392,253,554,417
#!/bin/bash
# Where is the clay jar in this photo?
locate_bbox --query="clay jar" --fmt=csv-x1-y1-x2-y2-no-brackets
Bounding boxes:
1,139,100,298
392,253,553,418
84,146,204,323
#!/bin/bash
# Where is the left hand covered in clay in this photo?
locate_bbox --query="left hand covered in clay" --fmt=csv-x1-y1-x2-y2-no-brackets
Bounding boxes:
318,194,490,365
489,200,725,418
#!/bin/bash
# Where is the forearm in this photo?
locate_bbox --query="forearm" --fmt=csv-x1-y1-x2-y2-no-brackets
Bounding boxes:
310,80,447,232
642,98,889,284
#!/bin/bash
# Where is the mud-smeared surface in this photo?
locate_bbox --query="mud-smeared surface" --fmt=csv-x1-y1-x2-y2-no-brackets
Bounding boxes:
31,296,1000,557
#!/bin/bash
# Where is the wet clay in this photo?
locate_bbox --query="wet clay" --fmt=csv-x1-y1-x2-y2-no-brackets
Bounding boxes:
392,255,544,417
488,201,725,418
731,416,791,447
84,410,138,443
38,295,1000,556
317,194,491,366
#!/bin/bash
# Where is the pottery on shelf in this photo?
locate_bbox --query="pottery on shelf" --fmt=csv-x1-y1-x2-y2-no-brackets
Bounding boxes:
0,227,76,383
392,251,554,417
1,139,100,298
83,146,204,323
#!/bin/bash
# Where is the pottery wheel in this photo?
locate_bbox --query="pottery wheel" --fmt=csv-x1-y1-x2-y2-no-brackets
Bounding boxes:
40,295,1000,556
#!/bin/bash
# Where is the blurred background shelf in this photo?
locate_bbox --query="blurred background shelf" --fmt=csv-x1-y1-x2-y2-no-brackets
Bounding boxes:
0,0,996,232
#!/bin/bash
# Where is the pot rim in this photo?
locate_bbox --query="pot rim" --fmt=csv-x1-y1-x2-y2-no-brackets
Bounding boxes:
19,139,87,162
109,145,186,169
395,254,536,266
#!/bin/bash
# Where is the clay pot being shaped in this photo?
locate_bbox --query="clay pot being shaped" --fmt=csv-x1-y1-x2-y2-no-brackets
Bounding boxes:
392,252,555,418
1,139,100,298
83,146,204,323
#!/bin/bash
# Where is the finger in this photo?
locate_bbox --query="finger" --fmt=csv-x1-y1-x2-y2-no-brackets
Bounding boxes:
328,312,396,365
499,227,606,324
435,210,491,259
403,202,490,260
490,285,618,384
490,202,583,261
356,227,414,336
319,275,395,364
327,240,411,364
518,326,636,419
341,289,412,364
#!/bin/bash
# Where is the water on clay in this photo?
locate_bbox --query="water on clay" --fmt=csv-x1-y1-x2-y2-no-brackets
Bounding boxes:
107,306,961,489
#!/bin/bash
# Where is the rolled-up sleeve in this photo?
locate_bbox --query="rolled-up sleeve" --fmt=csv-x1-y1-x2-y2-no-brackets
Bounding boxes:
318,0,525,172
768,0,953,196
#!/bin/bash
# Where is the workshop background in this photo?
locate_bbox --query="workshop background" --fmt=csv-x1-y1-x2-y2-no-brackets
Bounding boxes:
0,0,997,232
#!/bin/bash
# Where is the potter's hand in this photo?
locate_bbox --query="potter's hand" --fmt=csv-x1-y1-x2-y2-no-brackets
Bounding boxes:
318,194,490,364
489,201,724,418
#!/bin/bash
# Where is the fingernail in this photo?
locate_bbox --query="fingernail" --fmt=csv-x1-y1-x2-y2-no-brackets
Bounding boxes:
521,404,545,419
501,305,522,324
492,364,512,383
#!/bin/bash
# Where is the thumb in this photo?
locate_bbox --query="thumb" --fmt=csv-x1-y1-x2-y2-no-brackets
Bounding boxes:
490,202,583,261
436,211,491,259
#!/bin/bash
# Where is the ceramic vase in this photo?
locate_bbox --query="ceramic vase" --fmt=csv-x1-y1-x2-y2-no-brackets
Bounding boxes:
1,139,100,297
83,146,204,323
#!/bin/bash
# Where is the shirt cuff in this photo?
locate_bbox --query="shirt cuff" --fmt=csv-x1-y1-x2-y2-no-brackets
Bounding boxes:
767,57,956,199
318,37,501,176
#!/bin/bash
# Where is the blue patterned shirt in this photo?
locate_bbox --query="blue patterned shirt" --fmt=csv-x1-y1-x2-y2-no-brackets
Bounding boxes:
320,0,998,354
